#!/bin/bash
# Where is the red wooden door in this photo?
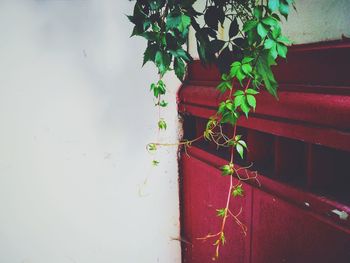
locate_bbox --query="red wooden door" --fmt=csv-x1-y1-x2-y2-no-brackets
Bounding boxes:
179,40,350,263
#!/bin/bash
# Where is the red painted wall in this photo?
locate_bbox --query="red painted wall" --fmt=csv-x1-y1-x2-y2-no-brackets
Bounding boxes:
179,40,350,263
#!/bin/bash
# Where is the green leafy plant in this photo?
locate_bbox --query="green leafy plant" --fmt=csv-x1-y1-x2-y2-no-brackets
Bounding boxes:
128,0,294,259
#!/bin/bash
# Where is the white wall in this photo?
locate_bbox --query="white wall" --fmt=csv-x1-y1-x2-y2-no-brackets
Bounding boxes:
188,0,350,57
0,1,181,263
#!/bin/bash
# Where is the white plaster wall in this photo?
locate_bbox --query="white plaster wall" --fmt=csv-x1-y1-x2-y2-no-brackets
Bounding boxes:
0,1,181,263
188,0,350,57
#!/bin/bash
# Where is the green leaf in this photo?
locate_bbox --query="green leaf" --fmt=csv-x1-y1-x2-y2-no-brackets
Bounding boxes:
158,119,167,130
175,49,191,62
236,69,246,84
143,44,158,66
277,43,288,58
256,52,278,97
152,160,160,166
242,57,254,64
166,13,191,37
147,143,157,152
217,81,232,93
262,16,278,27
220,232,226,245
204,129,213,140
241,63,252,75
234,90,245,96
230,61,241,77
257,23,268,38
270,45,278,59
155,51,170,76
243,20,258,32
174,57,186,80
238,140,247,149
279,2,289,17
268,0,280,12
220,163,234,176
234,95,244,109
221,111,238,125
232,184,244,197
272,26,282,39
246,88,259,95
264,39,276,49
253,7,263,19
236,143,244,159
240,98,250,117
247,95,257,110
216,208,226,217
277,35,292,45
159,100,168,107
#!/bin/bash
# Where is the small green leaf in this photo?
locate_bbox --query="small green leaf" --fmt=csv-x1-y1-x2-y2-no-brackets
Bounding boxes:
236,69,246,84
277,36,292,45
174,57,186,80
158,119,167,130
264,39,276,50
143,44,158,66
270,45,278,59
240,98,250,117
279,2,289,17
253,7,262,19
236,143,244,159
234,95,244,109
257,23,268,38
238,140,247,149
242,57,254,64
204,129,213,140
268,0,280,12
241,63,252,75
230,61,241,77
147,143,157,151
217,81,232,93
277,43,288,58
243,20,258,32
232,184,244,197
159,100,168,107
175,49,191,62
152,160,160,166
220,164,234,176
216,208,226,217
235,135,242,141
246,88,259,95
155,51,170,76
262,16,278,27
234,90,245,96
220,232,226,245
247,94,257,110
166,13,191,37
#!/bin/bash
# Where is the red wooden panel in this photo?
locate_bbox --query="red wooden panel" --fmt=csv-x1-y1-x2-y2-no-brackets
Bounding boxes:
179,87,350,132
251,189,350,263
181,154,252,263
179,40,350,263
186,40,350,86
181,146,350,262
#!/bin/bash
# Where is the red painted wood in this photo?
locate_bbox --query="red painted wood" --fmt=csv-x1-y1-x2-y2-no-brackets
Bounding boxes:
181,146,350,262
181,154,252,263
179,40,350,263
180,85,350,130
251,189,350,263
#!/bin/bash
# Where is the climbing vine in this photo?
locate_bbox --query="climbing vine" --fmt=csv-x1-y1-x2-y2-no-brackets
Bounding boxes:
128,0,294,259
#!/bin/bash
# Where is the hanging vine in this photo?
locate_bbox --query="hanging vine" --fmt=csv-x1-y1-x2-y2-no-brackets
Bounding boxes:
128,0,294,259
